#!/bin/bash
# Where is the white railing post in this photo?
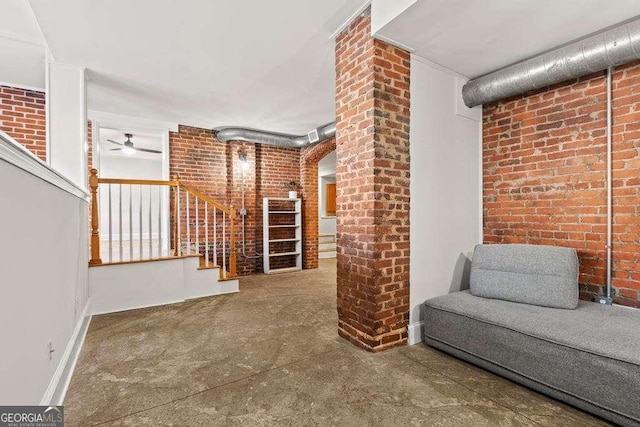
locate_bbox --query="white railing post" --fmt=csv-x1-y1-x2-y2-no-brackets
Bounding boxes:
205,203,209,267
176,187,181,256
118,184,123,261
186,191,190,254
129,184,133,261
195,197,199,257
139,185,143,260
213,207,217,266
158,186,162,257
222,211,227,279
108,184,112,263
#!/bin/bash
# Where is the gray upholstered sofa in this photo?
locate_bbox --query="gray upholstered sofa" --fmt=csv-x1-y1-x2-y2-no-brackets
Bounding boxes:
423,244,640,427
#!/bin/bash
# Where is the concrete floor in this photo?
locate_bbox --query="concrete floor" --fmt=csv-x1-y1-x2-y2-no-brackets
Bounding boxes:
65,259,608,426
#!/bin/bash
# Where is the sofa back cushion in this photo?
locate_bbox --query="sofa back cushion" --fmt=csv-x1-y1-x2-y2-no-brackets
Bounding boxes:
470,244,579,309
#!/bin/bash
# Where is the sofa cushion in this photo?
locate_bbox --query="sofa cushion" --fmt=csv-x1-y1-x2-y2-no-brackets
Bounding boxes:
424,291,640,426
470,244,579,309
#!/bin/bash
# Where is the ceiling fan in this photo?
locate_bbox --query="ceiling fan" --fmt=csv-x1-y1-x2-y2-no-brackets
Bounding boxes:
107,133,162,155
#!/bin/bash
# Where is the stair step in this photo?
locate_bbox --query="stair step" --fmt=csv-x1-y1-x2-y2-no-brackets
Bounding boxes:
319,248,336,253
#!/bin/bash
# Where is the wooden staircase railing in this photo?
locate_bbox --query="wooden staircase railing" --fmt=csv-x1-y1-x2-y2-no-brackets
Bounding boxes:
89,168,237,279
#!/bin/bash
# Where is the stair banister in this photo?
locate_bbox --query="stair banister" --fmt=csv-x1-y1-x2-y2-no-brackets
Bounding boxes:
89,170,237,279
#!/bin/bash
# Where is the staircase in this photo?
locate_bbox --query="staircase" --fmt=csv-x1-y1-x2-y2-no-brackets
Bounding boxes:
87,169,239,314
318,233,336,259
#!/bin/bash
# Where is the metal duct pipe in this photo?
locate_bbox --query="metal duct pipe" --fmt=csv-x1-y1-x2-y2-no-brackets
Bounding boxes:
215,121,336,148
462,18,640,107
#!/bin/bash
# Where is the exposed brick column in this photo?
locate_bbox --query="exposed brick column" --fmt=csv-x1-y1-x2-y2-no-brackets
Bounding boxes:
335,7,410,352
301,160,319,269
300,138,336,269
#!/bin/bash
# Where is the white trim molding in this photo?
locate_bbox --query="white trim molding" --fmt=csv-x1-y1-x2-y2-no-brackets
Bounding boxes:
0,130,89,201
330,0,371,39
40,299,92,406
0,81,45,92
407,321,425,345
373,34,415,53
0,30,43,47
88,110,179,134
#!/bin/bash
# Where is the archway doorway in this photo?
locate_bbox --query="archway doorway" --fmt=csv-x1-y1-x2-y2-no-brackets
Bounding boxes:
300,138,336,269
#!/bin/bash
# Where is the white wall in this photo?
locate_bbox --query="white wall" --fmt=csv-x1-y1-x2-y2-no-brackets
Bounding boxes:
47,62,87,188
409,55,481,345
0,152,90,404
98,156,164,239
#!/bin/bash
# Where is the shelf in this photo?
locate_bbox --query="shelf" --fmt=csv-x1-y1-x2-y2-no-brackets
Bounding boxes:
268,251,301,257
263,197,302,274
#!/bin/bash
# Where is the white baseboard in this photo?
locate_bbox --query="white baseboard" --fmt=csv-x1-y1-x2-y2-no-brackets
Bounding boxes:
92,298,185,316
40,299,92,405
407,321,424,345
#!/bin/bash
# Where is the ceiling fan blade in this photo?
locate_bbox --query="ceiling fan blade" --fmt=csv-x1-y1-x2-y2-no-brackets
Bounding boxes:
135,147,163,154
109,148,123,151
107,139,123,146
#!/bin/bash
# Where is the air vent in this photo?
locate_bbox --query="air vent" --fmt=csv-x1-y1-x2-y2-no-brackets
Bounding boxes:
308,128,320,143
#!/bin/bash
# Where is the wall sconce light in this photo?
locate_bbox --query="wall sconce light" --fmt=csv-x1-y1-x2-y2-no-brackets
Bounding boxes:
239,152,249,171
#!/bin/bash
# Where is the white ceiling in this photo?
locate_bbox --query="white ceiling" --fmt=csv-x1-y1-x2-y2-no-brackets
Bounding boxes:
318,150,336,176
99,128,163,160
27,0,366,133
0,0,45,88
376,0,640,78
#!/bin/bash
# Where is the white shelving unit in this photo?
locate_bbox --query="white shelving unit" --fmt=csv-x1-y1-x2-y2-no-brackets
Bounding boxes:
263,197,302,274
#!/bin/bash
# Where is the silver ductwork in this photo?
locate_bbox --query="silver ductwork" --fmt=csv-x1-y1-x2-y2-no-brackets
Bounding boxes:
462,18,640,107
215,122,336,148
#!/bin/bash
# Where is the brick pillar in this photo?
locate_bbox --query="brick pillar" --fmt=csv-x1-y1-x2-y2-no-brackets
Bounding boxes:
335,7,410,352
301,160,319,269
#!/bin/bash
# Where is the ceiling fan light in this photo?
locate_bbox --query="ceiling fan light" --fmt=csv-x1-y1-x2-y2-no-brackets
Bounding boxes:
122,146,135,155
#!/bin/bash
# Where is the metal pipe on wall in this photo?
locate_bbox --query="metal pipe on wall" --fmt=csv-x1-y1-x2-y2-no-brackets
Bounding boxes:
238,151,262,259
462,18,640,108
603,67,614,305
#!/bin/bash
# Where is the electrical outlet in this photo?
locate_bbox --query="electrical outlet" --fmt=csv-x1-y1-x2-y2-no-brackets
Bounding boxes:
48,340,55,361
594,296,613,305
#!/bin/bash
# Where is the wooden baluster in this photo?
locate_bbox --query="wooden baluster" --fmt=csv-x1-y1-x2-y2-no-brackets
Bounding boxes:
229,207,237,278
89,169,102,266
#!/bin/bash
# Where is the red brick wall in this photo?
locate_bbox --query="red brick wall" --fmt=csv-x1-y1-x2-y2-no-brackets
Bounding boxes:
169,125,302,275
483,62,640,308
0,86,46,161
335,7,411,352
